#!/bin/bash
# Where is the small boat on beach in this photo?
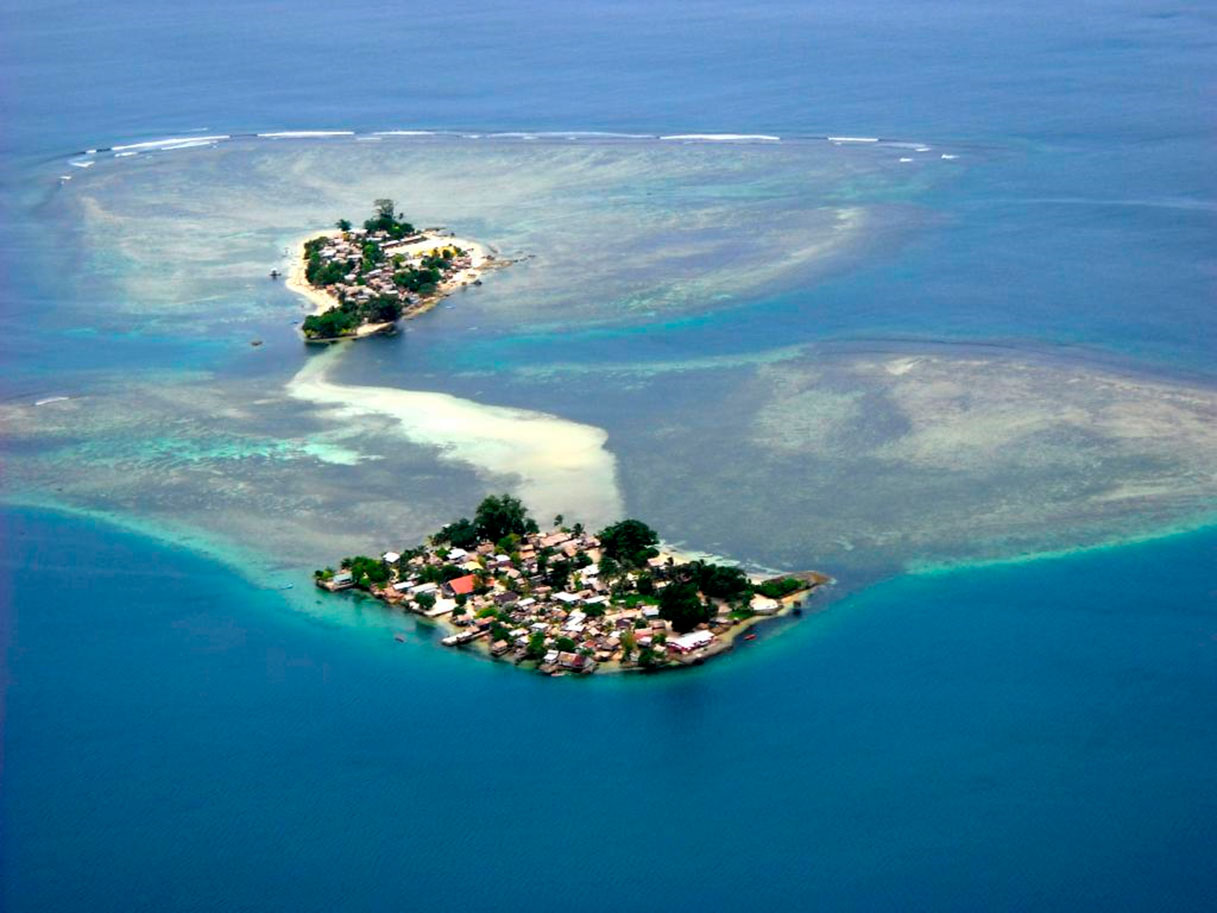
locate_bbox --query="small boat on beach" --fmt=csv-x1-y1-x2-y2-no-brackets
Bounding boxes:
744,633,757,641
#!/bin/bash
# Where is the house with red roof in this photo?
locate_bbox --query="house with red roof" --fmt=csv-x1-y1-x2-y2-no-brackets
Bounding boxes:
444,574,477,597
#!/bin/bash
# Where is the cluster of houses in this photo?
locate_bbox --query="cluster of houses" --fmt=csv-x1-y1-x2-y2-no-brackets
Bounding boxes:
311,227,481,311
319,527,804,675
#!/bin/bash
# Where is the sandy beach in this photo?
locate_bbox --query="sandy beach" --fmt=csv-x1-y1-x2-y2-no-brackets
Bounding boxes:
284,229,498,324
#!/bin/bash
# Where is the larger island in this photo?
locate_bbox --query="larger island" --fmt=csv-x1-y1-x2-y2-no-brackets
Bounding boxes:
315,495,827,675
286,199,503,341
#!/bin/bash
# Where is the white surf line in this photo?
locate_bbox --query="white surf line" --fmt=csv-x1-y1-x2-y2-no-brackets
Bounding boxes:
257,130,356,138
111,135,230,151
660,133,781,142
286,346,624,529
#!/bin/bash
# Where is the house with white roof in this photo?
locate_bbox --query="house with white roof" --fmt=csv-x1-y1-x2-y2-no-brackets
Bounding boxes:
668,630,715,654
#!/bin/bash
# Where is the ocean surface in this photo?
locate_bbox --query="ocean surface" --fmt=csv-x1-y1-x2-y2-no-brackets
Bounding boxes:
2,1,1215,910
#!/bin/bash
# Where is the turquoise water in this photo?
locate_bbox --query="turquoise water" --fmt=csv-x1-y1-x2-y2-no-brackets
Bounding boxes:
5,506,1216,911
3,0,1217,909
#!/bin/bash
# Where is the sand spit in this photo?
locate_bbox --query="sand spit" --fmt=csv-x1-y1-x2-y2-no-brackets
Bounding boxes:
287,345,624,529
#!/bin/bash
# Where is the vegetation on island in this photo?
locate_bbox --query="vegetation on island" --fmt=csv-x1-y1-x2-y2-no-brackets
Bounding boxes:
314,495,820,674
299,199,477,339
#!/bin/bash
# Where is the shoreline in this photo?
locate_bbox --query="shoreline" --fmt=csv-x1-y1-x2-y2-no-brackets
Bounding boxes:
317,517,832,678
284,226,507,342
363,569,828,676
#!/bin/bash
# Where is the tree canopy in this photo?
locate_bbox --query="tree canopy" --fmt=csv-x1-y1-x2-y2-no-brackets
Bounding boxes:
363,198,415,237
435,517,480,550
474,494,538,543
340,555,391,589
597,518,660,567
658,581,711,633
688,561,752,602
756,576,805,599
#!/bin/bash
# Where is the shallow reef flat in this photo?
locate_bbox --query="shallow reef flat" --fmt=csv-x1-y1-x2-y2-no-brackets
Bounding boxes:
4,136,1214,587
602,347,1217,577
57,136,933,334
5,342,1214,586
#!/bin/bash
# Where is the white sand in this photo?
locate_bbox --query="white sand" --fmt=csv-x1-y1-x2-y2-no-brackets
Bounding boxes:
284,230,495,319
286,345,624,529
284,230,342,316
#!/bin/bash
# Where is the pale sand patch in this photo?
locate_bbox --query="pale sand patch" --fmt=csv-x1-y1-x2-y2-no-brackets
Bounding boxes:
883,356,924,376
284,230,342,316
866,356,1217,473
286,345,624,529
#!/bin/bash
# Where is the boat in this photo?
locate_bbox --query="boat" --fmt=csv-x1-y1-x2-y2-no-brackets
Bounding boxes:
744,633,757,641
269,269,281,279
394,633,407,643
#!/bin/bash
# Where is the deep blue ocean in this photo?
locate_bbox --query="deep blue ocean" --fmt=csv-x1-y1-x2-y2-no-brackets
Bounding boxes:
3,2,1216,911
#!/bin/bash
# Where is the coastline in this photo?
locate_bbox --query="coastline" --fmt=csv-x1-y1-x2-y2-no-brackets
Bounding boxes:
357,569,828,676
318,515,832,677
284,226,505,342
283,229,341,316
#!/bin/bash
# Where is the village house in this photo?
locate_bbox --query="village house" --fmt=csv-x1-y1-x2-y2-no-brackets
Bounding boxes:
318,515,817,676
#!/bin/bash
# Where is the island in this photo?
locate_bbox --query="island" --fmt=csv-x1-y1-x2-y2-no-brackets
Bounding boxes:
314,495,828,675
285,199,503,341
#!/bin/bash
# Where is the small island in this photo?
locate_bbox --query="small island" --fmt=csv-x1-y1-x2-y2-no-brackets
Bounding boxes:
315,495,827,675
286,199,502,341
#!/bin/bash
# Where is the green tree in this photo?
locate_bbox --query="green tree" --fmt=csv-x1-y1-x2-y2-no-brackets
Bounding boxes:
474,494,537,542
363,199,415,236
367,295,401,323
545,557,572,590
756,577,805,599
525,631,547,660
619,627,637,657
690,561,752,601
343,555,391,589
415,591,436,610
599,555,620,585
597,519,659,567
658,581,710,633
436,517,480,550
336,218,351,231
554,636,577,652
